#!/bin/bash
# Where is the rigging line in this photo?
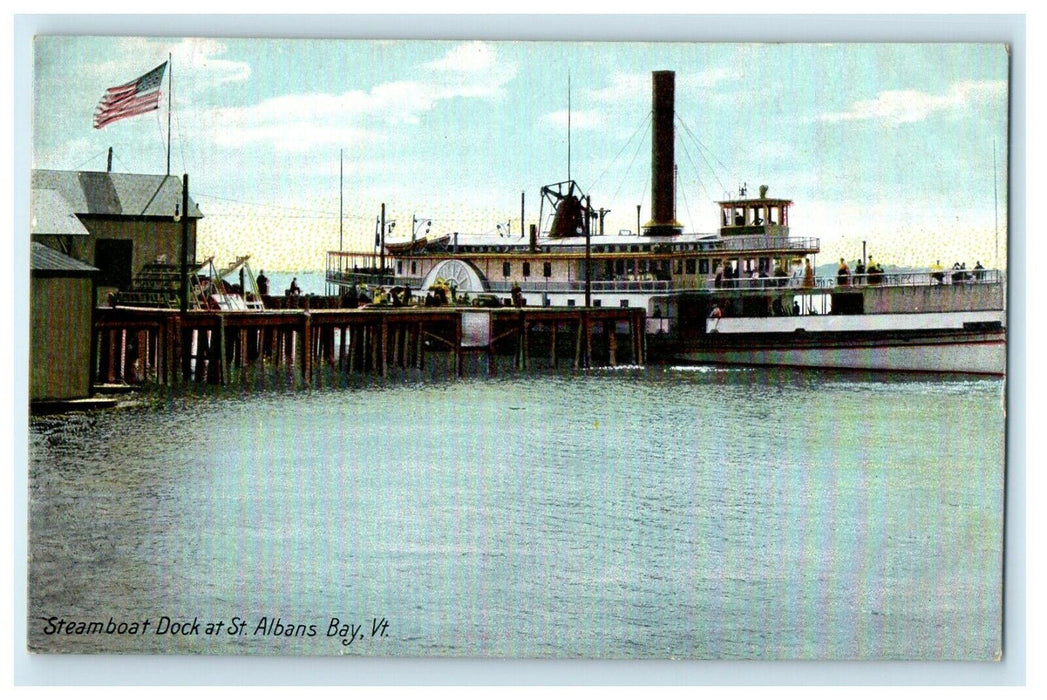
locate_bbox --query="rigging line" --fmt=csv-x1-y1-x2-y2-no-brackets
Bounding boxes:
679,180,694,233
191,192,364,219
111,151,135,174
586,111,652,194
676,113,734,175
677,133,709,205
72,148,112,172
153,109,169,169
612,111,653,203
676,116,729,199
173,98,187,176
676,139,700,232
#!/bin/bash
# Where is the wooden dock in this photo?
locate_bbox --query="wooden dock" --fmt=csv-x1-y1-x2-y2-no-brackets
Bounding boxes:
92,304,647,387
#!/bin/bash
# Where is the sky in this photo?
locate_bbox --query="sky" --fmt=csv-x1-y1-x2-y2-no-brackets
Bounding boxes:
32,36,1010,272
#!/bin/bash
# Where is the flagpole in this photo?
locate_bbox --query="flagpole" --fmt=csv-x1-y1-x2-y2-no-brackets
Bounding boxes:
166,53,172,176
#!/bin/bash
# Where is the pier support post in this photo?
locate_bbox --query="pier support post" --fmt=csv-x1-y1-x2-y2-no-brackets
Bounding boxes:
416,322,424,371
218,316,228,385
550,322,557,369
380,318,388,377
302,314,312,384
454,315,463,378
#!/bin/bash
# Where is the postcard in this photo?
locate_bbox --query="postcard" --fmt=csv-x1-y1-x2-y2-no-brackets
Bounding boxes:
26,34,1009,663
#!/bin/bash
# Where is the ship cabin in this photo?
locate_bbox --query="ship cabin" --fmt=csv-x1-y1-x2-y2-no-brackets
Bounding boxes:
718,192,792,238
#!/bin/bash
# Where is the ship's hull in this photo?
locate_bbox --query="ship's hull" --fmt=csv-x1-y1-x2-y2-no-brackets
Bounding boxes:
668,327,1006,375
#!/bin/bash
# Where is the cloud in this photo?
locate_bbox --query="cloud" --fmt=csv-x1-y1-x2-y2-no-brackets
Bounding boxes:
425,41,496,73
586,68,735,104
204,41,516,151
818,80,1006,126
174,38,251,86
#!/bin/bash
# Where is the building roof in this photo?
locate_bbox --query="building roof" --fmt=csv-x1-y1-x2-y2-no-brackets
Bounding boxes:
31,242,99,275
30,188,92,236
31,169,203,220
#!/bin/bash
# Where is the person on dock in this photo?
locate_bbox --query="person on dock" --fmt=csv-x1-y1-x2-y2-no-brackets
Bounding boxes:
256,270,269,296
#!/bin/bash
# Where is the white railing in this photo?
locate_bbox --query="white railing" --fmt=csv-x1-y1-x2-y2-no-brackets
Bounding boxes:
705,268,1002,292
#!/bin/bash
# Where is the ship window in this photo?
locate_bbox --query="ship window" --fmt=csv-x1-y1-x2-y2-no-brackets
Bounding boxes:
620,300,629,308
686,258,696,274
675,260,683,274
567,299,576,307
543,262,552,277
397,261,403,274
615,260,625,276
605,260,614,278
523,262,531,277
630,245,639,253
411,261,417,274
593,299,602,307
699,259,709,274
503,262,511,277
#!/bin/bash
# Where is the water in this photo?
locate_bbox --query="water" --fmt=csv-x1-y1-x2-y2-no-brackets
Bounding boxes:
27,367,1005,659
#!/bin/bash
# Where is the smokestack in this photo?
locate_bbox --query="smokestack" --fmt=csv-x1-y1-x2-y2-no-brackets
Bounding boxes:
647,71,682,236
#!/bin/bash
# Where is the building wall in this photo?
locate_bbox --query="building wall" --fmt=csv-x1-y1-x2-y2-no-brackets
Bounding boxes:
30,276,94,400
67,217,197,303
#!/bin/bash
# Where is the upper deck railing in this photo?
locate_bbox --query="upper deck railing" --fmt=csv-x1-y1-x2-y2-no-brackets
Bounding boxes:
326,253,1002,296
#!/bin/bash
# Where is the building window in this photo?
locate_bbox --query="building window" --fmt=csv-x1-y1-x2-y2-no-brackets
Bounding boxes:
619,300,629,308
543,262,552,278
686,258,696,274
503,261,511,277
523,262,531,277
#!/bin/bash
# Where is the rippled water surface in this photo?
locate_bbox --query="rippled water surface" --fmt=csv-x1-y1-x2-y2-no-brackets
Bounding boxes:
28,367,1005,658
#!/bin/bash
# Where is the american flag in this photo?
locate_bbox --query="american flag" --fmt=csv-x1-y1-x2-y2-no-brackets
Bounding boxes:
93,62,168,129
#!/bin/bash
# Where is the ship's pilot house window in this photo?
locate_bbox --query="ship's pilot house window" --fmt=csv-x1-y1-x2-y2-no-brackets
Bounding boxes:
503,262,511,277
543,262,552,278
523,262,531,277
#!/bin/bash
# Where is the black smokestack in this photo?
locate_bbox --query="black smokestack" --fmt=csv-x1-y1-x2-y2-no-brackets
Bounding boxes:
648,71,682,235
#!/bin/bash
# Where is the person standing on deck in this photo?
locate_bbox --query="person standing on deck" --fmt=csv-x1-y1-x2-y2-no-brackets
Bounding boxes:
256,270,269,296
836,258,851,286
803,258,815,289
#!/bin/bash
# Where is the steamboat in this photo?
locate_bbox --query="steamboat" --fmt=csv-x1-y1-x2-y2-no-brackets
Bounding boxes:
325,71,1006,375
